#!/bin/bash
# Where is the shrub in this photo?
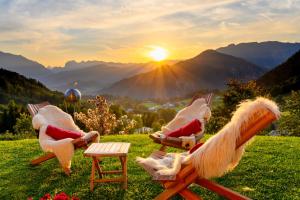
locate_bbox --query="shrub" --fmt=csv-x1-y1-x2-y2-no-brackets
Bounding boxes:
114,115,137,134
0,100,24,133
74,96,117,135
13,113,35,136
277,91,300,136
206,80,268,134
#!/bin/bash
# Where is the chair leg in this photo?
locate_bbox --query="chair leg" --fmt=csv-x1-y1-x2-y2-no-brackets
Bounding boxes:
195,178,251,200
159,145,167,151
155,172,198,200
179,188,202,200
30,153,56,166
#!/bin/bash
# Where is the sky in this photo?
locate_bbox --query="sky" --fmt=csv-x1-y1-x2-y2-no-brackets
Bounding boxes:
0,0,299,67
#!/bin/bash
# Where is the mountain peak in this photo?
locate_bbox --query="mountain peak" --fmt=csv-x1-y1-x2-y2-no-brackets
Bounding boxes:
217,41,300,69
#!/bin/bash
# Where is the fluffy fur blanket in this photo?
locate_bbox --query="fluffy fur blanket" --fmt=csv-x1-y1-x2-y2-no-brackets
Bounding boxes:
161,98,211,135
137,97,280,178
158,98,211,147
32,105,99,170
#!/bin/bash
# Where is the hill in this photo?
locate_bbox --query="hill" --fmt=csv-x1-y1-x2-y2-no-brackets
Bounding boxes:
257,50,300,95
0,68,63,104
217,41,300,69
0,51,51,79
0,134,299,199
102,50,265,99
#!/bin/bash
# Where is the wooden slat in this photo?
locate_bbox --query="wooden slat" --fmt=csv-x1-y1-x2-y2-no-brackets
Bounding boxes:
27,102,50,116
236,111,276,149
84,142,131,157
94,177,125,183
196,178,251,200
179,189,203,200
30,153,56,166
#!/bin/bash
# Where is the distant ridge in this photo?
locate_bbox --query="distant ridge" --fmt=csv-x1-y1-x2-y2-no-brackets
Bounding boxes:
0,51,51,79
217,41,300,69
258,50,300,95
102,50,265,99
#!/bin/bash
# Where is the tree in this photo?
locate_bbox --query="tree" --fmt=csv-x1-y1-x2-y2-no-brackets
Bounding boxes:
206,80,268,134
0,100,24,133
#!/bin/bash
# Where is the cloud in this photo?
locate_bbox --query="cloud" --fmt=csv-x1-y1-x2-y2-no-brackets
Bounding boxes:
0,0,299,66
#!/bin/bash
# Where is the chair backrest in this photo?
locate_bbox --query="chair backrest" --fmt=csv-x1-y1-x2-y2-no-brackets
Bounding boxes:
188,93,213,107
27,102,50,116
32,105,80,132
236,108,276,149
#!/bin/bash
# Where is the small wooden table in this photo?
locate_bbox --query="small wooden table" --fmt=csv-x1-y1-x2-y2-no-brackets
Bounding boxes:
84,142,131,191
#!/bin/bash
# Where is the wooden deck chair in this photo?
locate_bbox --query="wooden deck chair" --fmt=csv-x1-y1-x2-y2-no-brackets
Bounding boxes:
27,102,98,168
150,93,213,151
139,98,279,200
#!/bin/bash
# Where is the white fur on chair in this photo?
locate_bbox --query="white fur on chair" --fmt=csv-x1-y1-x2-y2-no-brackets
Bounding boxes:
137,97,280,178
32,105,99,170
161,98,211,135
190,97,280,178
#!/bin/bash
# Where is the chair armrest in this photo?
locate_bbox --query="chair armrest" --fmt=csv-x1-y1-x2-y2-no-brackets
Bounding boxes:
72,131,99,149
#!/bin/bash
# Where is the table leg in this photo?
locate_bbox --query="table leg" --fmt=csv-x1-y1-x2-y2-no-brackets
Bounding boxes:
93,157,103,178
120,156,128,189
90,158,95,191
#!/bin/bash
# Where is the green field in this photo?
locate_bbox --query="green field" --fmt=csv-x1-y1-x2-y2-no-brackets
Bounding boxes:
0,134,299,200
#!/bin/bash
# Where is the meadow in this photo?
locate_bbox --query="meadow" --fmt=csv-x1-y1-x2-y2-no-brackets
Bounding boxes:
0,134,299,200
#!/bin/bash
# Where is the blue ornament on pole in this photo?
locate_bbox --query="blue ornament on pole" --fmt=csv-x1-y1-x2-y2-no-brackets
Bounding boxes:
64,88,81,103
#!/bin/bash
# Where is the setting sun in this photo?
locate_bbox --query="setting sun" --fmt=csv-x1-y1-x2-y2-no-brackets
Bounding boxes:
149,47,168,61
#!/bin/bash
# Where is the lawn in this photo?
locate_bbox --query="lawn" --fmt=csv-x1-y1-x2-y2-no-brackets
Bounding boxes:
0,134,299,200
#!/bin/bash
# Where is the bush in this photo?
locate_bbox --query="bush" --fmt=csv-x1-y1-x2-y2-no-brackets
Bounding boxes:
277,91,300,136
74,96,117,135
0,130,35,140
114,115,137,134
0,100,24,133
13,113,35,136
206,80,268,134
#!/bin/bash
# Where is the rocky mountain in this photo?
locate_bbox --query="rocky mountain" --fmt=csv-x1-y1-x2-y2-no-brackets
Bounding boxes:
102,50,265,99
217,41,300,70
0,68,62,104
257,50,300,95
0,51,51,79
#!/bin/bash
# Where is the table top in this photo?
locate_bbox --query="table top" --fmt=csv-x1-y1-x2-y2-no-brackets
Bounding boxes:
84,142,131,157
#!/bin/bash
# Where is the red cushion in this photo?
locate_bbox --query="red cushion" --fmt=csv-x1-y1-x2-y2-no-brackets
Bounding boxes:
46,125,83,140
189,142,204,154
165,119,202,138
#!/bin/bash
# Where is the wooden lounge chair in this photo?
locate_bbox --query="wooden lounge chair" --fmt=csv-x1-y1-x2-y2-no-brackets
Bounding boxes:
27,102,98,167
150,93,213,151
139,98,279,200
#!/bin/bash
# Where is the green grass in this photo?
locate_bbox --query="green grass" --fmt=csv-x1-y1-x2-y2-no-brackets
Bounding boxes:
0,134,299,200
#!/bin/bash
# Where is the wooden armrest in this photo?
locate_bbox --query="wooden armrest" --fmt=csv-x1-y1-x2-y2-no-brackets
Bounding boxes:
72,132,98,148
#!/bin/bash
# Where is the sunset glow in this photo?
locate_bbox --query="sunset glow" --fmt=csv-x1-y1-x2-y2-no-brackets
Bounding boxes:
0,1,299,66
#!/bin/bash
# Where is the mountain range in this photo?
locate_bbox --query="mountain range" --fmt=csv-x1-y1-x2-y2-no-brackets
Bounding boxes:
0,41,299,99
102,50,265,99
217,41,300,69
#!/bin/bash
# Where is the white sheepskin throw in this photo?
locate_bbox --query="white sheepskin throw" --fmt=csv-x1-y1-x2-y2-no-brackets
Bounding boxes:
138,97,279,178
136,152,189,176
161,98,211,136
190,97,280,179
32,105,99,170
